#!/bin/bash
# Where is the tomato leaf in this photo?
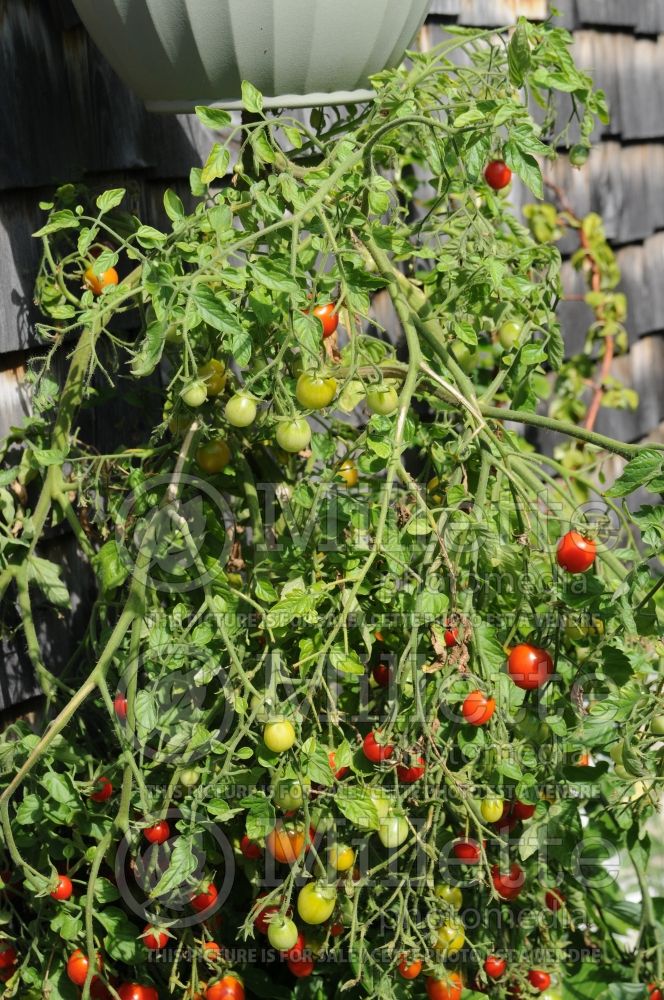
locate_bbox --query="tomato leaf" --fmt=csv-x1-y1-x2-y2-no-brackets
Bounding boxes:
242,80,264,115
195,105,232,129
96,189,126,214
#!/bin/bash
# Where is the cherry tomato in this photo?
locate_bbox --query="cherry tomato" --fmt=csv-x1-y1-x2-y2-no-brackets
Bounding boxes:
328,750,349,780
484,160,512,190
179,768,200,787
66,949,101,986
267,915,299,951
329,843,355,872
396,755,426,783
90,978,115,1000
312,302,339,339
398,956,422,979
253,894,282,935
462,690,496,726
206,976,245,1000
266,821,306,864
362,730,394,763
117,986,159,1000
113,692,128,721
544,888,565,911
366,385,399,415
275,419,311,453
225,393,257,428
50,874,73,901
491,863,525,900
144,820,170,845
652,716,664,737
512,800,536,820
451,341,478,372
90,776,113,802
435,919,465,955
0,944,17,969
480,797,504,823
330,921,345,937
434,883,463,909
556,531,596,573
484,955,507,979
528,970,552,992
492,800,518,834
143,925,168,950
378,813,409,849
284,931,307,960
337,459,358,487
296,373,337,409
198,359,227,397
444,627,459,647
191,883,218,913
264,719,296,752
240,835,262,860
507,643,554,690
272,775,310,811
372,662,390,688
181,380,208,408
203,941,222,962
649,984,663,1000
498,320,523,350
425,972,463,1000
196,440,231,474
452,838,481,864
85,266,119,295
287,956,315,978
297,882,337,924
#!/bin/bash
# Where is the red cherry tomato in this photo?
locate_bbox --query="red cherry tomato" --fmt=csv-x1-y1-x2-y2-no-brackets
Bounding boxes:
528,970,551,992
484,955,507,979
452,838,482,863
556,531,596,573
491,801,518,834
312,303,339,339
144,820,170,844
328,750,349,779
462,690,496,726
90,978,115,1000
50,874,73,901
491,863,525,900
484,160,512,190
545,888,565,911
117,985,159,1000
372,662,390,688
66,949,102,986
287,956,315,978
330,922,345,937
396,755,426,783
444,627,459,647
206,975,245,1000
240,835,263,860
0,943,17,969
253,893,283,935
143,924,169,950
649,985,663,1000
114,692,128,721
425,972,463,1000
90,776,113,802
398,956,423,979
362,730,394,763
511,800,536,820
507,643,553,690
191,883,218,913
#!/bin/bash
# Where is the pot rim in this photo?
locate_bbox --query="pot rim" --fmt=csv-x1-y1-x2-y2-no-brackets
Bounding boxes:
147,88,377,113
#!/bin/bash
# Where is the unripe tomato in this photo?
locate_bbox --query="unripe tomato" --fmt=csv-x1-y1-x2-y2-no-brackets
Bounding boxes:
512,800,536,820
544,888,565,911
481,797,505,823
275,419,311,453
179,767,200,787
266,821,306,864
427,476,443,503
267,915,299,951
396,755,426,783
240,835,262,860
118,986,160,1000
434,883,462,909
556,531,596,573
196,440,231,474
296,373,337,409
491,863,525,900
287,956,315,978
484,160,512,190
337,459,358,487
0,944,17,969
85,266,119,295
507,643,553,690
272,775,310,811
564,616,604,641
652,716,664,736
144,820,170,844
366,385,399,415
164,323,183,344
198,359,227,397
50,874,73,900
312,302,339,339
378,813,409,849
398,956,422,979
452,839,481,864
143,924,168,950
181,380,208,408
528,970,552,992
484,955,507,979
435,919,465,956
225,393,257,428
425,972,463,1000
362,730,394,763
462,690,496,726
114,692,128,721
264,719,296,753
569,144,590,167
206,975,245,1000
191,883,218,913
297,882,337,924
90,776,113,802
329,843,355,872
451,341,478,372
498,320,523,350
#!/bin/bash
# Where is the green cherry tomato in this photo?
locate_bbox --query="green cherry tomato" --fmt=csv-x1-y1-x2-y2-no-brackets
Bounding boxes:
272,776,310,811
498,320,523,350
181,380,208,408
179,768,200,787
225,393,257,428
434,884,463,910
377,813,409,849
366,385,399,415
651,716,664,736
609,741,624,764
569,144,590,167
275,419,312,454
264,720,296,753
480,797,504,823
295,373,337,410
434,919,465,955
196,440,231,474
451,342,478,373
267,915,299,951
164,323,183,344
297,882,337,924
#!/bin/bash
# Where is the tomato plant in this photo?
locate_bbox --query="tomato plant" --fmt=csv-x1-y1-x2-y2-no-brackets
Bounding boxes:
1,18,662,1000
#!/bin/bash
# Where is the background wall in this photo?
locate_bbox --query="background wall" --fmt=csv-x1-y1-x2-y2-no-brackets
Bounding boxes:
0,0,663,709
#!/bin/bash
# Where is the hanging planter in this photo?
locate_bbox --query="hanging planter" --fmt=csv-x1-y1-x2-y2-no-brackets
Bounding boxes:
71,0,431,112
